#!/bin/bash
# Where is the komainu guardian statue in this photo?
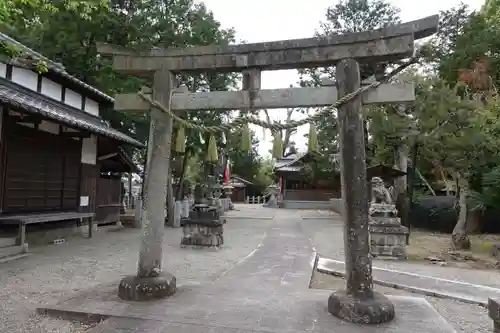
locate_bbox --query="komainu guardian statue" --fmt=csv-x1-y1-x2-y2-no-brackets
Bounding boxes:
368,177,408,260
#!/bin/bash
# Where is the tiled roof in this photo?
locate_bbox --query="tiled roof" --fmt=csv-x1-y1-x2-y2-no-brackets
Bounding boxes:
231,175,253,185
118,147,140,172
0,78,143,147
0,32,114,103
274,153,307,171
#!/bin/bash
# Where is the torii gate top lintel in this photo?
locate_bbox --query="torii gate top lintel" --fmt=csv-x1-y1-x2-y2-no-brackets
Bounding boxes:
96,15,438,76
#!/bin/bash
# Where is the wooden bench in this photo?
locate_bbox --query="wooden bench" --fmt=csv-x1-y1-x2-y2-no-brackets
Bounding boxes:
0,212,95,253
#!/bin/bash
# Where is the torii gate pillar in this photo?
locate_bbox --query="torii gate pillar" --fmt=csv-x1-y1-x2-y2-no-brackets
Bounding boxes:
118,69,177,301
327,59,394,324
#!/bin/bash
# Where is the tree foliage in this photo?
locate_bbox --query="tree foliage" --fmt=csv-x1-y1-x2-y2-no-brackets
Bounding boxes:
298,0,402,168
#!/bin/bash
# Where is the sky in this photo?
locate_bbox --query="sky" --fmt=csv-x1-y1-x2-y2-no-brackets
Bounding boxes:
195,0,484,157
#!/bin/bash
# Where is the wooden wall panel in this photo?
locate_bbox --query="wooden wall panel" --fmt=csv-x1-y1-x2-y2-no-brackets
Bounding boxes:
1,119,81,213
79,163,98,214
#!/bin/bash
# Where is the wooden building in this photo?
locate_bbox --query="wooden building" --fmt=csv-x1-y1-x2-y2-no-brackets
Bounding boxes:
228,175,253,203
0,33,143,252
274,153,340,208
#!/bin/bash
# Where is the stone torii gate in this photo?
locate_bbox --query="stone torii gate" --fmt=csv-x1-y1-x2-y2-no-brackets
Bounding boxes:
97,14,438,325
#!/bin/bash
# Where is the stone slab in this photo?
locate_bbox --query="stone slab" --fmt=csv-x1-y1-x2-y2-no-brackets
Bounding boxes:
317,257,500,306
37,210,454,333
40,286,454,333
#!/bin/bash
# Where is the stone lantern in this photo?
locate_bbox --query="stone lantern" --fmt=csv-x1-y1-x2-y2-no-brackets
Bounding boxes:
212,183,223,214
223,185,234,211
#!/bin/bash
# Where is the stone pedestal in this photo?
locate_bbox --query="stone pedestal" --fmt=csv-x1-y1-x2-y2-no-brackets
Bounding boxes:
328,290,395,325
369,203,408,259
181,205,224,247
118,273,176,301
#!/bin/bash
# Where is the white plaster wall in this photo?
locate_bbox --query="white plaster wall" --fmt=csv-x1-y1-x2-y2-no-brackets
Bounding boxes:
11,67,38,91
81,135,97,165
38,120,60,135
0,63,6,78
64,88,82,109
41,77,62,101
84,98,99,116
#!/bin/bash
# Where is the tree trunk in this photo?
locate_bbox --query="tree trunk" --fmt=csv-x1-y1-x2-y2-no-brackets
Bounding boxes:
451,177,471,250
175,151,190,200
466,172,483,234
264,108,296,157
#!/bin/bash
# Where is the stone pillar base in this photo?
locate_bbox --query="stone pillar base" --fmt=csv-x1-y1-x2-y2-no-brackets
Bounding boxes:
328,290,395,324
181,222,224,247
118,273,176,301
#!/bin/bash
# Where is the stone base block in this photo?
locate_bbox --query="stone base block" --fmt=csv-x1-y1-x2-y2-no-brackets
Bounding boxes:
328,290,395,324
489,298,500,333
181,222,224,247
369,224,408,259
117,273,176,301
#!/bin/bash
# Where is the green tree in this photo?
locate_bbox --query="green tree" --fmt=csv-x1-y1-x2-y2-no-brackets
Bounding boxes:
5,0,238,147
298,0,402,165
409,76,500,248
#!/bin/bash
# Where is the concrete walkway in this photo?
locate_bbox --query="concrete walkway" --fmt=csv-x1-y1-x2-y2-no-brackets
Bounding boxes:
40,209,455,333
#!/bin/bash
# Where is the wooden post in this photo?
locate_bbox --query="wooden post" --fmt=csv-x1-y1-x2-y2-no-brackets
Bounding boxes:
19,222,27,252
128,172,133,209
328,59,395,325
117,69,177,301
87,217,93,239
394,143,409,231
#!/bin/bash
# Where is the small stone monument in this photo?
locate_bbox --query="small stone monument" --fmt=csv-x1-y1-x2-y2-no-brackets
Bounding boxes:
180,183,224,247
263,184,279,208
368,177,409,259
180,204,224,247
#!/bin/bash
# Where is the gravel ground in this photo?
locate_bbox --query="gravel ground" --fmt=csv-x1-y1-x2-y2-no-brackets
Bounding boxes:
311,272,491,333
0,217,269,333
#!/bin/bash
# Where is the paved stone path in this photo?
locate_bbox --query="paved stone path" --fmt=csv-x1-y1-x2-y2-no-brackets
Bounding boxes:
40,209,454,333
